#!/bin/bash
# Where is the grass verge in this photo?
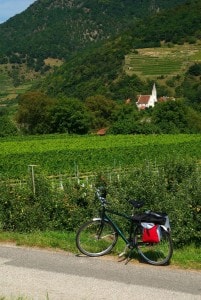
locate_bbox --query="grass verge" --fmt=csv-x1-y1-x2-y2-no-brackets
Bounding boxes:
0,231,200,270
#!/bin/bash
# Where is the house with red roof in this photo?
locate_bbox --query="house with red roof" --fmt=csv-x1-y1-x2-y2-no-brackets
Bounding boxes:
136,83,157,110
96,128,108,135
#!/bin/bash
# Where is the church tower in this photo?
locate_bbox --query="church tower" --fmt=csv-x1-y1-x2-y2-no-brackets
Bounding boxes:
151,83,157,104
152,83,157,102
147,83,157,107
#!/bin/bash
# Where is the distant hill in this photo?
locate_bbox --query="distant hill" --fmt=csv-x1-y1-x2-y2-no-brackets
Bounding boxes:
0,0,187,63
0,0,200,106
35,0,201,101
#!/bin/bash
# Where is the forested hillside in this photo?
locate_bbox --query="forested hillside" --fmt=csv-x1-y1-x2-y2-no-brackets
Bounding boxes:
0,0,187,64
36,0,201,100
1,0,201,137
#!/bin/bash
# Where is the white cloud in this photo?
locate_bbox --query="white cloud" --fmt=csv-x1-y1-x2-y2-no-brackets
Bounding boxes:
0,0,36,24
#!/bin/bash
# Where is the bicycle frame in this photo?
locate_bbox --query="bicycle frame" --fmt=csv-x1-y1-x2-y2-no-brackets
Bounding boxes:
76,189,173,266
95,204,136,246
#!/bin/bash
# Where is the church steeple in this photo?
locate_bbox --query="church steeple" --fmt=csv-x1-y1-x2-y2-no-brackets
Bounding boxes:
152,83,157,103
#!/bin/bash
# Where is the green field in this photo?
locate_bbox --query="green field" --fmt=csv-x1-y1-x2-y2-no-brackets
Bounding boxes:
1,134,201,180
125,43,201,77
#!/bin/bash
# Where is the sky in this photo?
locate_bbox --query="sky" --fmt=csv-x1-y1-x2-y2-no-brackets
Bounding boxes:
0,0,36,24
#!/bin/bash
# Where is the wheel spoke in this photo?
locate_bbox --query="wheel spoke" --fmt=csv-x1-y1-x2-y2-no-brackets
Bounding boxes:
135,225,173,266
76,220,118,257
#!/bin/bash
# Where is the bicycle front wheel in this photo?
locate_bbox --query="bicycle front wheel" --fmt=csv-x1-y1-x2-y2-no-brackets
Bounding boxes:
135,225,173,266
76,219,118,257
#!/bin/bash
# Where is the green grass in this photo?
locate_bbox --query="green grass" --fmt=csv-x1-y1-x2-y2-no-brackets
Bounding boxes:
0,231,77,253
171,245,201,270
0,231,200,270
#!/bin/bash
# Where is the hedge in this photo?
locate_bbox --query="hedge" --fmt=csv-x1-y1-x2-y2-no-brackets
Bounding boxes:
0,158,200,248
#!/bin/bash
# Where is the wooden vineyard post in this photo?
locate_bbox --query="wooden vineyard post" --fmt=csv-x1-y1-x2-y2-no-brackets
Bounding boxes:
28,165,37,195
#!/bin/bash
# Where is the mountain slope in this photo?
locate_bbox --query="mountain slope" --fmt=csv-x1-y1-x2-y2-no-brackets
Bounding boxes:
35,0,201,100
0,0,187,62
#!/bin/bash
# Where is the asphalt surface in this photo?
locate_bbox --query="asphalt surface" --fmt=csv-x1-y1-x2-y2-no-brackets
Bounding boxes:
0,244,200,299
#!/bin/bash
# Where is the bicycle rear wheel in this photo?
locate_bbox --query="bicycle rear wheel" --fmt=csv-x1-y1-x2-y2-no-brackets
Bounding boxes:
76,219,118,257
134,225,173,266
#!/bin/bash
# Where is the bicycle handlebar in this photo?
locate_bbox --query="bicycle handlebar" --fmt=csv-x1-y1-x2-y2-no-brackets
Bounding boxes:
95,188,144,209
95,189,107,204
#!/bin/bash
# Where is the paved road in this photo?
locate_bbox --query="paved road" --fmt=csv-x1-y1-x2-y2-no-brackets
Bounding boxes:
0,244,200,299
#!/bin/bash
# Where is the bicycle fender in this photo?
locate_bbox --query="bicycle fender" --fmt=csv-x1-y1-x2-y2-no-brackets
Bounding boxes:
93,217,108,222
93,217,102,221
160,225,169,232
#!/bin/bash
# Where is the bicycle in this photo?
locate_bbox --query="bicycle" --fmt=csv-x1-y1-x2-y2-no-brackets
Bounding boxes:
76,188,173,266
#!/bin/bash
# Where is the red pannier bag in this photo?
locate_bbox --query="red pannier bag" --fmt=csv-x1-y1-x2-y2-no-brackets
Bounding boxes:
142,225,160,243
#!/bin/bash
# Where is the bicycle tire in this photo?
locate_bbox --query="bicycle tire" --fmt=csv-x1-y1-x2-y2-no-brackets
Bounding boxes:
76,219,118,257
134,225,173,266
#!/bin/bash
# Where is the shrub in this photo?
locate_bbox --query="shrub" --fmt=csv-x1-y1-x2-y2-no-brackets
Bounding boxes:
0,115,18,137
0,159,200,248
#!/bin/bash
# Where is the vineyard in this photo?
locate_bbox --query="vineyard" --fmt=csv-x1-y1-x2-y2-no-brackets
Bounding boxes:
1,134,201,180
124,43,201,77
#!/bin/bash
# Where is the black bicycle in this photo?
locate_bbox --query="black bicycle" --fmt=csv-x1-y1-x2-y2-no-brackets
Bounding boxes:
76,188,173,266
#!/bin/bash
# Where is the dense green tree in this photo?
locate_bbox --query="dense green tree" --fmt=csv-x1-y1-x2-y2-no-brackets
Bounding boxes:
152,100,201,133
181,63,201,109
109,102,140,134
0,108,18,137
109,74,144,100
16,92,56,134
185,107,201,133
0,55,8,64
16,93,92,134
0,116,18,137
187,62,201,76
85,95,118,129
49,97,92,134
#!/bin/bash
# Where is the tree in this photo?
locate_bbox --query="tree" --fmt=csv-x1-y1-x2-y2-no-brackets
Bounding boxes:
16,92,56,134
109,74,144,100
186,107,201,133
16,93,92,134
152,100,201,133
49,97,91,134
109,102,141,134
188,63,201,76
85,95,118,129
0,108,18,137
182,64,201,108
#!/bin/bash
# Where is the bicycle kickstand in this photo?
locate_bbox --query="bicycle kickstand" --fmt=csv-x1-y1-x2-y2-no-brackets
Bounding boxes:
118,245,132,264
124,250,133,265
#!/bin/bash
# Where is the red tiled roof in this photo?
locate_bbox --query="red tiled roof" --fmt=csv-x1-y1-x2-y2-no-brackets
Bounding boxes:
137,95,150,105
97,128,108,136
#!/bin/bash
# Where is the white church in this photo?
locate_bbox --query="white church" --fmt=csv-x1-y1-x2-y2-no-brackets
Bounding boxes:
136,83,157,110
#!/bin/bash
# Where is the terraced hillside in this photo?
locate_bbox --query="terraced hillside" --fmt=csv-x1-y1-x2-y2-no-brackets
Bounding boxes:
0,70,13,101
124,42,201,78
0,65,34,105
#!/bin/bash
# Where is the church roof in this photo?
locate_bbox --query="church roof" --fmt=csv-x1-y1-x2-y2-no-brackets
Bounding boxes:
137,95,150,105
